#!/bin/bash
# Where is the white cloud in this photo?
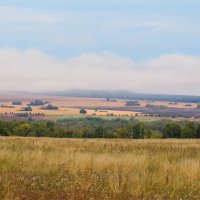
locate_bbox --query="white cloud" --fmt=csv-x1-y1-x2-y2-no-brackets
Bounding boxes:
0,48,200,95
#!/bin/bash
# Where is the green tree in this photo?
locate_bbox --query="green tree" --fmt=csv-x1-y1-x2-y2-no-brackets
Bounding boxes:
82,130,94,138
32,123,47,137
128,123,145,139
80,109,87,114
95,127,107,138
115,128,129,138
144,129,152,138
151,130,162,139
47,121,55,131
182,122,196,138
196,124,200,138
14,123,33,136
0,121,9,136
163,123,182,138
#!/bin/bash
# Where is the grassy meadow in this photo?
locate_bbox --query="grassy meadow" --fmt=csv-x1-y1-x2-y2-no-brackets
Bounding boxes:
0,138,200,199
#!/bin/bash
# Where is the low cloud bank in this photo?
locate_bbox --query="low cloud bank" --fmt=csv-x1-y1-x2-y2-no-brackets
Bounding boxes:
0,48,199,95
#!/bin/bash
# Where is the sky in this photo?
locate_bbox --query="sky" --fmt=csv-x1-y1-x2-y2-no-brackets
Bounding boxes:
0,0,200,95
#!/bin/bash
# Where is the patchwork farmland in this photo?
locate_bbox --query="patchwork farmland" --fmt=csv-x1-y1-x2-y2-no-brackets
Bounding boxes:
0,94,199,121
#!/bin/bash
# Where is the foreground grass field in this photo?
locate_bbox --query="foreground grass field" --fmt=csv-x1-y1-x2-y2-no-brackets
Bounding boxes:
0,138,200,199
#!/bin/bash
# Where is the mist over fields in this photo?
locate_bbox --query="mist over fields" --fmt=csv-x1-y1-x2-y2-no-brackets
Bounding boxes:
0,48,200,96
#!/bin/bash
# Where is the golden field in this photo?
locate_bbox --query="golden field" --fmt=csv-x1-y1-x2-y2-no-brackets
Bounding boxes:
0,137,200,199
0,94,197,118
0,95,139,117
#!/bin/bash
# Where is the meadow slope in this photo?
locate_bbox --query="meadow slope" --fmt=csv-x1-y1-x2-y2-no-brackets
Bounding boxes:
0,138,200,199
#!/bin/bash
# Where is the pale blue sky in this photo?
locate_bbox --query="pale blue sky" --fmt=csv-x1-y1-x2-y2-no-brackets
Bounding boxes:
0,1,200,94
0,0,200,60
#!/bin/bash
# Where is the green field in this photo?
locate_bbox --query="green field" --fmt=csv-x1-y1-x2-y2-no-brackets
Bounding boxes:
47,114,160,122
47,114,133,121
1,137,200,199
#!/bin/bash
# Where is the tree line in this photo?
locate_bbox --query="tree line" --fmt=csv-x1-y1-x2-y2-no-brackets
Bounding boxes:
0,118,200,139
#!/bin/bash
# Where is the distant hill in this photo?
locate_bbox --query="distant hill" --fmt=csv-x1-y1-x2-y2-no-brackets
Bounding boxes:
43,90,200,103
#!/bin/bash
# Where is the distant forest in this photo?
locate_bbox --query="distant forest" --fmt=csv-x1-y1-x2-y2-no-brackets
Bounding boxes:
0,117,200,139
44,90,200,103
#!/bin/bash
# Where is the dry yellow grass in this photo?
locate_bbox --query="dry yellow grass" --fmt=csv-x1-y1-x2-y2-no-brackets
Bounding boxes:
0,138,200,199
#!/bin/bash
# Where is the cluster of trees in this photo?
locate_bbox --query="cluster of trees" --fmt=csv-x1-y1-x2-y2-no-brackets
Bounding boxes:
185,104,192,107
162,122,200,138
21,106,32,111
125,101,140,106
80,109,87,114
145,104,168,109
28,100,47,106
41,104,59,110
12,101,22,105
0,118,200,139
1,105,15,108
0,121,72,138
106,98,117,102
